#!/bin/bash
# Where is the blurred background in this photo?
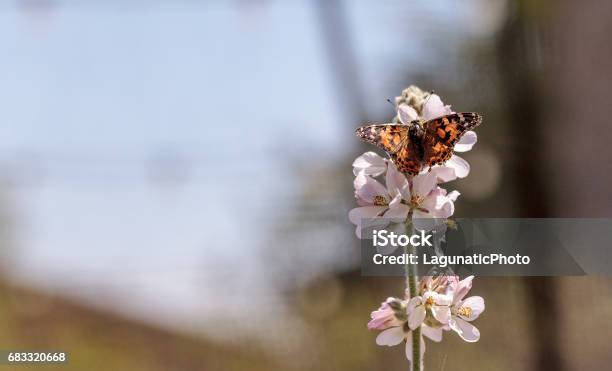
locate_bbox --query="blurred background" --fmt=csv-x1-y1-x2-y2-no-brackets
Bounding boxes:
0,0,611,370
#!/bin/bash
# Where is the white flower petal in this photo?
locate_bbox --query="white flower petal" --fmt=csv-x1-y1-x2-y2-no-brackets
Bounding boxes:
353,152,387,176
432,197,454,219
422,94,452,121
383,203,410,222
405,333,426,366
422,291,435,301
450,317,480,342
354,175,389,203
434,293,452,306
407,296,422,311
412,172,437,198
452,276,474,304
461,296,485,320
421,325,443,342
398,104,418,125
447,190,460,202
388,192,402,208
411,211,438,232
421,191,449,213
430,165,457,183
386,162,409,199
348,206,386,225
408,306,426,330
446,155,470,178
431,305,451,324
349,206,390,239
355,216,390,239
376,326,405,346
429,187,447,197
454,131,477,152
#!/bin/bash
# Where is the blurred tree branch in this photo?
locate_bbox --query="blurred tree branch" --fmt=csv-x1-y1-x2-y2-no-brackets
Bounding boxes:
497,4,564,371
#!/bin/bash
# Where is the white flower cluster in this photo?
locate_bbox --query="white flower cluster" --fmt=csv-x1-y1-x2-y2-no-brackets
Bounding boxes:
349,89,477,237
368,276,485,364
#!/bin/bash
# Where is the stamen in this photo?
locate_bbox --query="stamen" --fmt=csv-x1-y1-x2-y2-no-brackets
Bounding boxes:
425,296,435,307
458,306,473,317
410,196,424,209
373,195,388,206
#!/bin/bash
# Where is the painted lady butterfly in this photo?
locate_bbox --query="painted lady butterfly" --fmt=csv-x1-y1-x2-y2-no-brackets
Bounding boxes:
355,112,482,175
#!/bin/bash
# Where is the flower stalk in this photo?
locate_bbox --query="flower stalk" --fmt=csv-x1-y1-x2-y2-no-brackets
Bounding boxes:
405,206,420,371
406,257,421,370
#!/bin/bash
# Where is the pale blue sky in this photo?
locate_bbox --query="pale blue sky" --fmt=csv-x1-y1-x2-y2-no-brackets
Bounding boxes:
0,0,499,336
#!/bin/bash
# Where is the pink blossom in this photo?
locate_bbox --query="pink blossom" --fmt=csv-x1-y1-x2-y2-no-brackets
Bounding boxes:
375,323,441,368
446,276,485,342
407,291,452,329
367,298,404,330
348,161,410,238
408,173,456,231
398,104,418,124
449,295,485,342
352,151,387,176
418,275,460,295
421,94,453,121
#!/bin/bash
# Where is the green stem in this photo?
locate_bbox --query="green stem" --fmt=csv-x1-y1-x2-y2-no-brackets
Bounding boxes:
405,223,421,371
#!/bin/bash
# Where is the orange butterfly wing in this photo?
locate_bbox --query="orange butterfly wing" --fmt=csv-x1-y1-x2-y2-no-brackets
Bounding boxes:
356,113,482,175
355,124,423,175
422,113,482,167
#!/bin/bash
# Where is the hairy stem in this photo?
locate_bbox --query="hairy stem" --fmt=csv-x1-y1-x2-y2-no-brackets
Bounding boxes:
405,223,421,371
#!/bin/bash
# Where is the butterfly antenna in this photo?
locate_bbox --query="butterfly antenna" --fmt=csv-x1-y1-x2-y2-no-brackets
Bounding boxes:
422,90,435,108
386,98,396,109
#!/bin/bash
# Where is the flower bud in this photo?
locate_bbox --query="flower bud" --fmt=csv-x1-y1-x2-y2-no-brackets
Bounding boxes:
367,297,407,330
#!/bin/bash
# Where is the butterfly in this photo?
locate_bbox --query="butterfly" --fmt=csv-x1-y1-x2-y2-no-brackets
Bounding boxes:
355,112,482,175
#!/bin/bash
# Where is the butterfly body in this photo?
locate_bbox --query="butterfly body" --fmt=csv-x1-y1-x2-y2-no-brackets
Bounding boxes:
355,113,482,175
